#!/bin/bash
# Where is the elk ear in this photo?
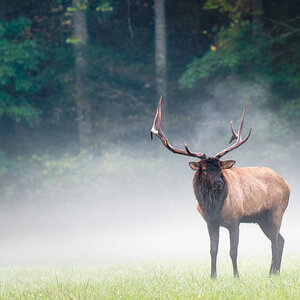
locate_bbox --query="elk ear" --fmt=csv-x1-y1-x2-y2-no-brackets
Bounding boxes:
220,160,236,169
189,162,200,171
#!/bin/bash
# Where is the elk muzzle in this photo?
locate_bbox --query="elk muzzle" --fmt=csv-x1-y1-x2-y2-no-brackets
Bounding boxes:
212,178,224,190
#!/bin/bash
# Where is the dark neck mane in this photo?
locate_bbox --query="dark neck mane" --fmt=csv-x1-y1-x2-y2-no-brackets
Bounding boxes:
193,171,227,221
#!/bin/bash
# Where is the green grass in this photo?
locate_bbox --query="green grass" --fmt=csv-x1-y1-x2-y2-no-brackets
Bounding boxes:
0,259,299,299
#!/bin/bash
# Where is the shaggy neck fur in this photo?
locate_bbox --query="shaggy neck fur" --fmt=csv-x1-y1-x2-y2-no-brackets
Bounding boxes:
193,171,227,221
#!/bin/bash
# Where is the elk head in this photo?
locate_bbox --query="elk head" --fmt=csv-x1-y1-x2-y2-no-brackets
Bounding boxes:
189,158,235,190
150,96,252,189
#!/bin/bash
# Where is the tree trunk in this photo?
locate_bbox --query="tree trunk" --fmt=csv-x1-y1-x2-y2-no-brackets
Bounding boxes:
251,0,264,36
154,0,167,105
72,0,91,151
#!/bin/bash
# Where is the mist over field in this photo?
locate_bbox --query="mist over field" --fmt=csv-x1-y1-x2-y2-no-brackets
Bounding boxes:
0,97,298,268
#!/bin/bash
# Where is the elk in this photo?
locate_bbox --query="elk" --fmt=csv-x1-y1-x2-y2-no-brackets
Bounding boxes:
150,97,290,278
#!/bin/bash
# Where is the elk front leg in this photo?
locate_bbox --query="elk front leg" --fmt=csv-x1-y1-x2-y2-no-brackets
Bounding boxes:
229,224,240,278
207,222,220,278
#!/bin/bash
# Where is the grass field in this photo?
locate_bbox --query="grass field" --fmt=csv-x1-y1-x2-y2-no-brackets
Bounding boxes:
0,259,299,299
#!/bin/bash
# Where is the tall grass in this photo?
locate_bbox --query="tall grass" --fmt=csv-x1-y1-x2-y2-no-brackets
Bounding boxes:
0,259,299,299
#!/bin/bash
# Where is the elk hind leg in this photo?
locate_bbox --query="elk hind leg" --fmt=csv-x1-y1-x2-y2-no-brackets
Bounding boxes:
258,217,282,275
277,233,285,270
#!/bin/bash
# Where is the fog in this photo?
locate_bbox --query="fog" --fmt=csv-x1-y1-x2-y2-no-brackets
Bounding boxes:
0,96,299,267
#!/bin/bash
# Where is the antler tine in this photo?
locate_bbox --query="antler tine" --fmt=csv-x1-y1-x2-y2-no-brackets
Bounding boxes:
184,143,192,155
150,96,207,159
227,97,248,144
227,120,238,144
150,108,158,140
215,97,252,159
237,97,247,139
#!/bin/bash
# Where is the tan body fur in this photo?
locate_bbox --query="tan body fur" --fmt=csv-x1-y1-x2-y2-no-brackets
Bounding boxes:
196,166,290,228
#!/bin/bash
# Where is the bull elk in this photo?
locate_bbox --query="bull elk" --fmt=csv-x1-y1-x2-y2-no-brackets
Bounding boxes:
150,97,290,278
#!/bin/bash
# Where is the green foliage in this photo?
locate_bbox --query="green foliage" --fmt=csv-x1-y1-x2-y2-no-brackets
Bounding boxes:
180,0,300,101
270,21,300,96
96,1,114,14
66,37,83,44
204,0,252,26
68,0,88,12
66,0,114,17
0,18,44,124
179,24,270,88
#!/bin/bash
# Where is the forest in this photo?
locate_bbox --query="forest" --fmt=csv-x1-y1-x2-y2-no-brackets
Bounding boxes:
0,0,299,205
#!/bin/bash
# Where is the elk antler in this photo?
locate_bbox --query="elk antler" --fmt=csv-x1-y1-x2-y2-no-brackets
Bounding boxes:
214,98,252,159
150,96,207,159
227,120,238,144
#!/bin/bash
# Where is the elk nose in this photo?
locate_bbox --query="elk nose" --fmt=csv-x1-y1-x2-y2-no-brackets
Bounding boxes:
213,179,223,189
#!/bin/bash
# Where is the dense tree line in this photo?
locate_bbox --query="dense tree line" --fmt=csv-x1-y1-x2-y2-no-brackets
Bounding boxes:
0,0,299,202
